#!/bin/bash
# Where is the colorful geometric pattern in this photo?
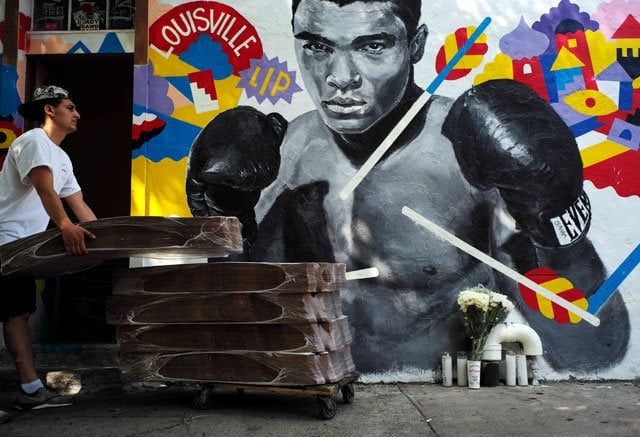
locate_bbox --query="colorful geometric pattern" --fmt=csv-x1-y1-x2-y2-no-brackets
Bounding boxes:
435,26,488,80
519,267,588,324
188,69,219,113
473,0,640,197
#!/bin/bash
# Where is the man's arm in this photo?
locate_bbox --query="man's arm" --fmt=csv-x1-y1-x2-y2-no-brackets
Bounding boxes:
29,166,96,255
63,191,97,222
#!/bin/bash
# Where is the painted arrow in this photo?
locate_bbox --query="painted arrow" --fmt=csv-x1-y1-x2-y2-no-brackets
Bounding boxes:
401,206,600,327
588,243,640,315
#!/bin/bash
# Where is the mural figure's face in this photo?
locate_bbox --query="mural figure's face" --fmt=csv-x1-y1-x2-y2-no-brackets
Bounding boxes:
293,0,414,134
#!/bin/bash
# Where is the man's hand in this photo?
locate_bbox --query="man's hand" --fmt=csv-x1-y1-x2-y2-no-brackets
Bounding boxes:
59,221,96,255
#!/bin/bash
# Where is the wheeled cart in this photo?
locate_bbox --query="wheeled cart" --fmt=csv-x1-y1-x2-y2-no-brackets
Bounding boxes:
192,374,357,420
103,247,358,421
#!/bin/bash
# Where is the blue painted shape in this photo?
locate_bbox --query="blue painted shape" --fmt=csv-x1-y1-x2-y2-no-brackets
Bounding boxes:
554,67,582,92
426,17,491,95
165,76,192,101
588,243,640,314
619,82,632,111
569,116,604,137
179,35,233,80
0,65,20,117
98,32,125,54
130,104,202,162
540,54,559,103
68,41,91,54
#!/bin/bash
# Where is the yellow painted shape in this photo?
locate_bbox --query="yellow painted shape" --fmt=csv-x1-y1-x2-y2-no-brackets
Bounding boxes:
634,76,640,89
585,30,617,76
0,128,17,149
455,55,485,69
130,155,191,217
171,75,243,128
149,48,198,77
537,277,573,319
569,297,588,324
130,155,149,216
563,90,618,116
473,53,514,85
541,277,573,292
581,139,629,168
443,33,460,60
538,295,555,319
444,27,487,69
551,46,585,71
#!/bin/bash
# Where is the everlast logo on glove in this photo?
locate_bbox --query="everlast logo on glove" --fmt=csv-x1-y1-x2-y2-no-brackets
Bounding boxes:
549,192,591,246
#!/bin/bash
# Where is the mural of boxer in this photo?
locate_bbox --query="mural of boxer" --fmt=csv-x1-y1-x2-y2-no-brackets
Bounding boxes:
186,0,630,373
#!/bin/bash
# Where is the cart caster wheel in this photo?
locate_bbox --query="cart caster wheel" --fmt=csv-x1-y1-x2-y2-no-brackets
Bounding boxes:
316,396,337,420
341,382,355,404
193,386,213,410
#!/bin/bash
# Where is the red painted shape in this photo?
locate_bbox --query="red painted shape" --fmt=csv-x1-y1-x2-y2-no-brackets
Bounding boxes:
435,27,488,81
132,115,166,140
519,267,587,324
611,15,640,39
435,46,470,80
188,69,217,100
149,1,263,75
584,149,640,198
519,267,558,312
513,57,549,101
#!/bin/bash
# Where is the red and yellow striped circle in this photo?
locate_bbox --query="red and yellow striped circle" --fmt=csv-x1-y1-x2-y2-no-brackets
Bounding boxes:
519,267,588,324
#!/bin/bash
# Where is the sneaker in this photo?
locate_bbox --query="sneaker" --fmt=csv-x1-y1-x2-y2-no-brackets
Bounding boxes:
14,386,75,410
0,409,10,424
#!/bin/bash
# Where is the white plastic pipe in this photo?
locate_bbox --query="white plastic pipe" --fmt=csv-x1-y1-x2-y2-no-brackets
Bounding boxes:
481,323,543,360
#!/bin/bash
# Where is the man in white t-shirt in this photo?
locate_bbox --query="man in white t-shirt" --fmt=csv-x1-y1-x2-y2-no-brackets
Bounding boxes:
0,85,97,414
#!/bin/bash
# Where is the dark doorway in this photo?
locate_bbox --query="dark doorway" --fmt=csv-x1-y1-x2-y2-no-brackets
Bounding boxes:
26,53,133,219
26,53,133,342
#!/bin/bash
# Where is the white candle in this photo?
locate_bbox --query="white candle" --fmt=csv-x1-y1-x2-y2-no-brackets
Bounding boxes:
457,351,467,386
516,354,528,386
505,351,516,386
442,352,452,387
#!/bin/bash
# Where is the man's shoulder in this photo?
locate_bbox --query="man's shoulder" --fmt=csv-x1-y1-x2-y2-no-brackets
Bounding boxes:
428,94,455,116
10,128,60,163
12,128,49,148
13,127,37,143
287,110,325,134
281,110,331,153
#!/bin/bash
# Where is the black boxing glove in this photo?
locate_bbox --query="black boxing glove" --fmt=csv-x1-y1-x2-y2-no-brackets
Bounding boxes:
250,181,335,262
186,106,287,243
442,79,591,248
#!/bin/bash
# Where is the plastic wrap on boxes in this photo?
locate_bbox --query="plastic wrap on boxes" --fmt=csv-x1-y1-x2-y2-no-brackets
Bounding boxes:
115,316,352,353
112,262,346,295
106,291,343,324
109,262,356,387
0,216,242,276
118,347,356,386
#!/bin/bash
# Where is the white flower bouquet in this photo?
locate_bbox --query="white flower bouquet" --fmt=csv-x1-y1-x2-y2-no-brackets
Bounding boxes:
457,286,514,361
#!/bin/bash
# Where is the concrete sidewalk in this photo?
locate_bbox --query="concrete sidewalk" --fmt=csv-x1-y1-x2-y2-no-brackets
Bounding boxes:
0,376,638,436
1,345,639,436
